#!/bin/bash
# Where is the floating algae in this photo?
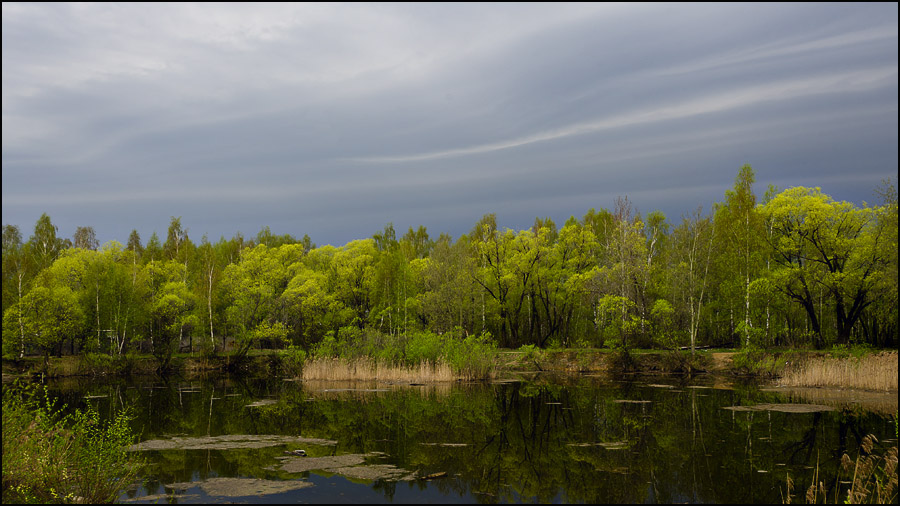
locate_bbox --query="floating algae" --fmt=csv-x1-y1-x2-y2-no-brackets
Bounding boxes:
722,403,834,413
279,452,418,482
129,434,337,451
567,441,628,449
246,399,278,407
165,477,313,497
278,453,368,473
328,464,417,482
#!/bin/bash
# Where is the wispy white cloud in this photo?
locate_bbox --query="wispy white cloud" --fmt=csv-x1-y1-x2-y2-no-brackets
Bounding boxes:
346,65,897,163
2,3,896,245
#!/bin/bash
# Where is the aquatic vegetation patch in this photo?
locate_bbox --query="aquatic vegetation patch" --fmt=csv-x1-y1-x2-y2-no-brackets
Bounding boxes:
129,434,337,451
327,464,417,482
278,452,418,482
121,492,201,502
246,399,278,407
723,403,834,413
165,477,313,497
567,441,629,449
278,453,369,473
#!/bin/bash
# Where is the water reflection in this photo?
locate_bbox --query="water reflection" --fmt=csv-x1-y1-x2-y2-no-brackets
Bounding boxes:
41,374,897,504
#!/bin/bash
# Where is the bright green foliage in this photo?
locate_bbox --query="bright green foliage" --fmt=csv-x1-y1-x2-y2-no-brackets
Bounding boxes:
714,165,764,347
135,259,194,367
669,207,716,354
649,299,678,349
1,172,896,366
220,244,287,357
763,186,893,346
9,284,83,366
596,294,641,350
2,381,142,504
330,239,377,329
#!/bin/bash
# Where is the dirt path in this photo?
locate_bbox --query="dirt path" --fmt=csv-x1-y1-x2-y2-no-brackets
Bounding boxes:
709,352,737,372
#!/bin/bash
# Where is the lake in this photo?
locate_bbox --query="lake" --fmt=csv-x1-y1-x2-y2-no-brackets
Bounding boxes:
43,372,897,504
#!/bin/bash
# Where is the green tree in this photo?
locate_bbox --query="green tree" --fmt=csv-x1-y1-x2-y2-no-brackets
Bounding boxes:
594,197,647,349
420,233,476,335
220,244,301,357
762,186,893,346
149,280,196,368
715,165,764,347
163,216,188,260
72,225,99,251
143,232,162,263
13,284,84,368
28,213,64,271
670,207,716,354
126,229,143,259
2,225,32,358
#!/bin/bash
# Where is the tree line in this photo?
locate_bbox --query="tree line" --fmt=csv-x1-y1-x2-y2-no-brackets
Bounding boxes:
2,166,897,365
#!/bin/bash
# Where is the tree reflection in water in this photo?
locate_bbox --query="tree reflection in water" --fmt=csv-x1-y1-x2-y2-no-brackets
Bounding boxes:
39,374,896,504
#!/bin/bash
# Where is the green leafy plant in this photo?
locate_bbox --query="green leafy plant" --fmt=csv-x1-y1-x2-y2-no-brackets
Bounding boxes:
2,381,143,504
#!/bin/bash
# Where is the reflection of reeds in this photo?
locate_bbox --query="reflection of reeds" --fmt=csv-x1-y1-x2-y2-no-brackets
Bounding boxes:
301,357,458,382
761,386,898,416
779,353,898,391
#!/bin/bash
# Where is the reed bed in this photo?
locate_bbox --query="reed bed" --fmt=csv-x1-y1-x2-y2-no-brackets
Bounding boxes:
779,352,898,391
301,357,458,382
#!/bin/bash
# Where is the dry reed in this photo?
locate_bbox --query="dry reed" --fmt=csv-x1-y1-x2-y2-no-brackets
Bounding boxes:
779,352,898,391
301,357,458,382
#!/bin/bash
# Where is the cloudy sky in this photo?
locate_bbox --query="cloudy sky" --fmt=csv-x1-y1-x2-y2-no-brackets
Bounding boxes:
3,3,897,247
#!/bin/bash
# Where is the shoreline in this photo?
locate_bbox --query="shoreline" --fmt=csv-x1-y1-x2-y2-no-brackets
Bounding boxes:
3,349,897,391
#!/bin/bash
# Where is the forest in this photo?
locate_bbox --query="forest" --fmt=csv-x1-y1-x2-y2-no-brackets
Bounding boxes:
2,166,897,367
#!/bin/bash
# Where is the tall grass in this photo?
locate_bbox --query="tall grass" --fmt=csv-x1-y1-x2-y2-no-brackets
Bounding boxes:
779,352,898,391
302,357,456,382
2,381,143,503
782,434,898,504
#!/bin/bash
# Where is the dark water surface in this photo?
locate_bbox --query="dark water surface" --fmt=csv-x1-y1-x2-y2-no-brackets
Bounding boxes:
45,373,896,504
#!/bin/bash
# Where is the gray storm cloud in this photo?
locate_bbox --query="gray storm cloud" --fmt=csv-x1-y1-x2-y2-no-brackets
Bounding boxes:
2,3,897,246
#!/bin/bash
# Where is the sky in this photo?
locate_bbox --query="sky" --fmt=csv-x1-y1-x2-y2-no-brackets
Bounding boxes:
2,3,898,248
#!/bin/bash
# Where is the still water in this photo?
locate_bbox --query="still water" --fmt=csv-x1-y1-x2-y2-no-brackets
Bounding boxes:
45,373,896,504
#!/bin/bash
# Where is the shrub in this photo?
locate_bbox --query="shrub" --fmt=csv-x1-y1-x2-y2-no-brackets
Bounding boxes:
405,331,443,366
2,381,143,503
445,333,498,380
279,345,307,377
